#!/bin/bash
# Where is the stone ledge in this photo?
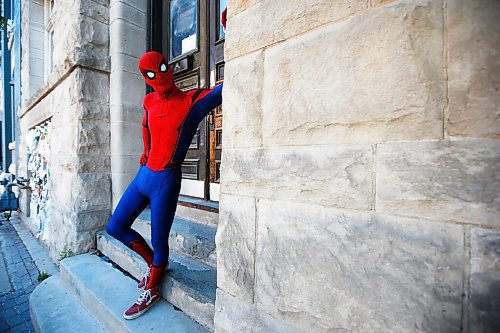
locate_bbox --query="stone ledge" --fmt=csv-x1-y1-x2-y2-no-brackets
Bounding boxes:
175,204,219,227
20,65,77,119
20,65,110,122
132,214,217,267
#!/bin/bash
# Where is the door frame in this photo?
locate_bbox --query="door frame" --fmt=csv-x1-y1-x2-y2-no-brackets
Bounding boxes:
148,0,214,201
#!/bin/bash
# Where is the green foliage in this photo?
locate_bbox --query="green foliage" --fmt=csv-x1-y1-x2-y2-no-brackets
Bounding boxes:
0,0,5,28
59,249,75,261
37,271,50,282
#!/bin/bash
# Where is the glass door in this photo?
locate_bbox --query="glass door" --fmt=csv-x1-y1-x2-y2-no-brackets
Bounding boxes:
151,0,223,201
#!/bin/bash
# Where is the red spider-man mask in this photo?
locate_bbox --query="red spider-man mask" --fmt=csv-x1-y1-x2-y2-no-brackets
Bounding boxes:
139,51,175,96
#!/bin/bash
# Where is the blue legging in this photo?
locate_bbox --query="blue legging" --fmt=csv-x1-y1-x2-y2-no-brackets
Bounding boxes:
106,165,182,266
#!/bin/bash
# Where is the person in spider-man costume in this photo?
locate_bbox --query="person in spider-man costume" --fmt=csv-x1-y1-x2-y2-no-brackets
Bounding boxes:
105,49,223,319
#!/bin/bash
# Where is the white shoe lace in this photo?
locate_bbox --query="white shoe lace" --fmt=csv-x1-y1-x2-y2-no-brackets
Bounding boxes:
137,289,151,305
140,266,150,288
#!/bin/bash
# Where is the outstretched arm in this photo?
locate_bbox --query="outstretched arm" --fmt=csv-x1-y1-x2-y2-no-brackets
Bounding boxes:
192,83,223,123
190,9,226,123
140,107,151,165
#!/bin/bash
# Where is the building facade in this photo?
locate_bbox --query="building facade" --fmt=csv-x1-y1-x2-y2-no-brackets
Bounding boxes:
13,0,500,332
19,0,111,259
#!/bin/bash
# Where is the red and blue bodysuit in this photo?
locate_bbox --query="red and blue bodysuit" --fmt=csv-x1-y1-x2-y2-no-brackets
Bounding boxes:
106,52,222,305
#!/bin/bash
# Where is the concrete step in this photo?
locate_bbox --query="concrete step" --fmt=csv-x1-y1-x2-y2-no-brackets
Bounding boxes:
132,214,217,267
96,230,216,331
29,274,107,333
176,196,219,227
59,253,210,333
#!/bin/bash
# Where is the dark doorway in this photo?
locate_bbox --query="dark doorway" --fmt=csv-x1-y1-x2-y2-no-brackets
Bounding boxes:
149,0,225,201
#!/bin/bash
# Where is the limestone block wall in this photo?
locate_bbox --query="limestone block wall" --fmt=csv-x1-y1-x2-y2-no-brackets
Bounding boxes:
109,0,147,208
19,0,110,261
216,0,500,332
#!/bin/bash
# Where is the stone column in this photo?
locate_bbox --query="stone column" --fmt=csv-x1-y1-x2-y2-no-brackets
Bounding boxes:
18,0,111,261
109,0,148,208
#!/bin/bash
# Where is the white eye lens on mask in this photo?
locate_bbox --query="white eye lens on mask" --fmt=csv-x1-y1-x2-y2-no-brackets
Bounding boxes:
160,63,167,72
146,71,155,79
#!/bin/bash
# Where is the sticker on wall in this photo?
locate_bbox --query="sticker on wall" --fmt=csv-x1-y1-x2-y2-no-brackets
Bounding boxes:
26,121,51,240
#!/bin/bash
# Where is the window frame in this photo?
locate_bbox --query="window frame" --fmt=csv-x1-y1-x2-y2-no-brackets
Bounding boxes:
167,0,200,63
43,0,54,81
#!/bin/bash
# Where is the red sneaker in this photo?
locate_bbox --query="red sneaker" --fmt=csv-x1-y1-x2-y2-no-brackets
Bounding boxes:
123,286,161,320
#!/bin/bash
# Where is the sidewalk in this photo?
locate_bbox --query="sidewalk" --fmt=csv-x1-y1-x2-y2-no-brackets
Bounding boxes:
0,214,58,333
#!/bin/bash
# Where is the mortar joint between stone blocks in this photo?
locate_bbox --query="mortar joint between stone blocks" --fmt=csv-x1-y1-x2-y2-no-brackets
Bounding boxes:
252,197,260,305
461,225,471,332
442,0,449,140
372,144,377,211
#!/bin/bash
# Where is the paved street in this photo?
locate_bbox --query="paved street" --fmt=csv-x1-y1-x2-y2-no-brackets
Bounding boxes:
0,217,40,333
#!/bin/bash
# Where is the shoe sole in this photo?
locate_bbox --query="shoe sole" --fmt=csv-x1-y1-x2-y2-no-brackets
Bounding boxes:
123,297,159,320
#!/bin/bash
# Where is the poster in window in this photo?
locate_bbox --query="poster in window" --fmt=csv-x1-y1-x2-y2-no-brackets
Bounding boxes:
170,0,198,59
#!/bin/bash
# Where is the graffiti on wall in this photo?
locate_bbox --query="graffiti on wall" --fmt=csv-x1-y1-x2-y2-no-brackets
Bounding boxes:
26,121,51,239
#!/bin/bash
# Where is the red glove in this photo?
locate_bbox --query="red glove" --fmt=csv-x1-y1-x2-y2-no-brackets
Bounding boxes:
140,152,148,166
141,107,151,166
221,7,227,30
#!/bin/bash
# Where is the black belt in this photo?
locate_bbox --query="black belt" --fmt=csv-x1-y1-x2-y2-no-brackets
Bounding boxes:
164,161,181,169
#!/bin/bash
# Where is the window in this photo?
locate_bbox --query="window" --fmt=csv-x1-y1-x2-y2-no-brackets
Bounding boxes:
215,129,222,147
169,0,198,60
215,162,221,182
216,62,224,82
44,0,54,80
181,159,199,180
29,0,45,94
217,0,227,40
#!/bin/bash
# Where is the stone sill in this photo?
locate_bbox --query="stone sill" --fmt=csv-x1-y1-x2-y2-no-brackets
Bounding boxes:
20,59,110,120
20,63,78,119
178,195,219,213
